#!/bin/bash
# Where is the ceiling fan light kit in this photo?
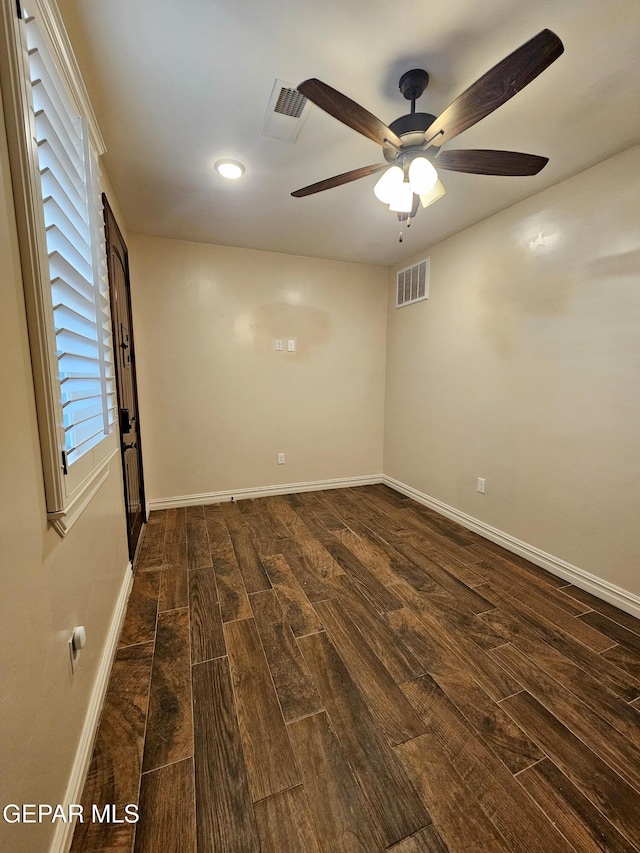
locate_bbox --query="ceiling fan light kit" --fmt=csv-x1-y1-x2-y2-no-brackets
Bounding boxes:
292,28,564,235
374,155,439,211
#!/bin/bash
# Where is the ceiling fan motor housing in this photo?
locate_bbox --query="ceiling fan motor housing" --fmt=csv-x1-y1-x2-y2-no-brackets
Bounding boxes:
384,113,438,163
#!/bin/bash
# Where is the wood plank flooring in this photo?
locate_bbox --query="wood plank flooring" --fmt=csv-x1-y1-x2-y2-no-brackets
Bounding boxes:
72,485,640,852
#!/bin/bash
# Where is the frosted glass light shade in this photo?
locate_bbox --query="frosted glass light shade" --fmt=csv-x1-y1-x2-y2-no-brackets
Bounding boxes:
215,159,245,179
420,178,446,208
408,157,438,194
388,181,414,212
373,166,404,203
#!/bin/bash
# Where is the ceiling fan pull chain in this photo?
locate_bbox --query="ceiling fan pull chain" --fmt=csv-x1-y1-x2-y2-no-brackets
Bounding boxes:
398,229,403,243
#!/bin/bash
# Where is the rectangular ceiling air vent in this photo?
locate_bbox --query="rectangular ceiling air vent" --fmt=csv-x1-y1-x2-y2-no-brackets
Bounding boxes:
274,87,307,118
396,258,429,308
261,78,309,143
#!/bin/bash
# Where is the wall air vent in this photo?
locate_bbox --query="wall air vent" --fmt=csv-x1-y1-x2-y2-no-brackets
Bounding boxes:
396,258,429,308
261,78,309,143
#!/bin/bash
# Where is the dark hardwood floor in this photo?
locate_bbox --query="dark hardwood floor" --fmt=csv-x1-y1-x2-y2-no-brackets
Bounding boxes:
71,485,640,852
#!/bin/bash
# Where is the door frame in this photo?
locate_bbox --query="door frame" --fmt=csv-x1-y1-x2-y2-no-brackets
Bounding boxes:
103,194,147,557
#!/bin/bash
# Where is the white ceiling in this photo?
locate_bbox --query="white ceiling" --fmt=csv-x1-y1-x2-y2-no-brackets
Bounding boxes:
58,0,640,267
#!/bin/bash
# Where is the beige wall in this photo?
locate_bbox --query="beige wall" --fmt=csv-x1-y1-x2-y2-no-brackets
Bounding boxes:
128,235,388,502
0,95,130,853
385,145,640,595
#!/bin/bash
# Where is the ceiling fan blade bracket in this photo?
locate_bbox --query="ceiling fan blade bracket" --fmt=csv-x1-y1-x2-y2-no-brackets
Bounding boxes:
384,137,403,152
425,129,445,147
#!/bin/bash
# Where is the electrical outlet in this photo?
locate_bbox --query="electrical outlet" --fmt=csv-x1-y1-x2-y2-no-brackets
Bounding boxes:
277,452,285,464
275,339,283,351
477,477,486,494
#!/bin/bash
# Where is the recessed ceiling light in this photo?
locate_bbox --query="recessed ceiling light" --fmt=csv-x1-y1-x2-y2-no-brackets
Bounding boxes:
215,159,245,180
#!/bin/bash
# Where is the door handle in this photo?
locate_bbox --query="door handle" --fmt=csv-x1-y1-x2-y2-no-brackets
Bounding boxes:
120,407,132,434
122,441,137,450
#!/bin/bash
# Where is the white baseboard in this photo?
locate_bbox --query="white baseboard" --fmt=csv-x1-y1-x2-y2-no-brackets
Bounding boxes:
383,475,640,620
147,474,383,511
50,562,134,853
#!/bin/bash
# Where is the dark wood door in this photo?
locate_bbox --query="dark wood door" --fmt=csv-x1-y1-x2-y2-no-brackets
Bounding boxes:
103,195,146,557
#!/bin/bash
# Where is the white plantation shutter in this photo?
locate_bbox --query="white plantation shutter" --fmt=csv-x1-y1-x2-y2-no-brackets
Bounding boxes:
25,11,116,467
0,0,116,529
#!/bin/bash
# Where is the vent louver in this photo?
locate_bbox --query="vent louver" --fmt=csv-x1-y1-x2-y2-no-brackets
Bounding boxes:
274,87,307,118
396,259,429,308
261,79,309,143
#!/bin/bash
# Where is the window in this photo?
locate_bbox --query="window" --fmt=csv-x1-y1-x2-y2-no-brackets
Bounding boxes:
0,0,116,533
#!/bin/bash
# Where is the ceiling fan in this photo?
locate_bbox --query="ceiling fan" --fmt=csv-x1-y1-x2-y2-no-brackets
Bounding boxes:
291,29,564,224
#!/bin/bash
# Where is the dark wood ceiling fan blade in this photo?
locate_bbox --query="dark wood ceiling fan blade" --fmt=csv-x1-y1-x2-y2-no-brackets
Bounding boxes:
298,79,403,148
292,163,389,197
425,29,564,147
435,149,549,175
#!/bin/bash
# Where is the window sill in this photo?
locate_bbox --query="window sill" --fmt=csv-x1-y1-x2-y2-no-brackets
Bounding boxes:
48,446,119,537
